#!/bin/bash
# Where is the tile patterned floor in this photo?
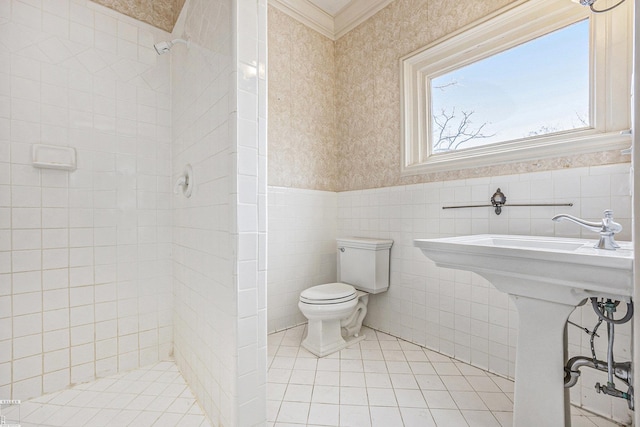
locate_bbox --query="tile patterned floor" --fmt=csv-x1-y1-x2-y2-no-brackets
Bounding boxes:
2,361,211,427
1,329,623,427
267,325,624,427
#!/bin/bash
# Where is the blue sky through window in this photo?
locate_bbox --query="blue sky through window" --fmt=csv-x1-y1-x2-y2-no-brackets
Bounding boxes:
430,19,590,153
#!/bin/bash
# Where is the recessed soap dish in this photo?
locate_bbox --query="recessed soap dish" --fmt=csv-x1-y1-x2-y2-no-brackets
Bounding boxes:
32,144,77,171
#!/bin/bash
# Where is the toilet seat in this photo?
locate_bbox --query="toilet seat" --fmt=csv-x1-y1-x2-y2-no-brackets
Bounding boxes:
299,283,356,305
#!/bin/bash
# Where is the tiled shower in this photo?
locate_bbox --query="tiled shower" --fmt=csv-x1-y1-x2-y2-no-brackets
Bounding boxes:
1,0,267,425
1,0,174,398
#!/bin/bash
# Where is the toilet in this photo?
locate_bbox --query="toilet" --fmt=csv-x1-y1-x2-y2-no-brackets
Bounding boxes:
298,237,393,357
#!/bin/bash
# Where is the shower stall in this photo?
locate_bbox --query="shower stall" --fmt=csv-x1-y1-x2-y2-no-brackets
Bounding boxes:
0,0,268,425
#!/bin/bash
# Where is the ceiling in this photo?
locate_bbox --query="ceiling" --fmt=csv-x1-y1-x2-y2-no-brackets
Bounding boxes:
89,0,185,33
270,0,394,40
306,0,353,16
89,0,391,39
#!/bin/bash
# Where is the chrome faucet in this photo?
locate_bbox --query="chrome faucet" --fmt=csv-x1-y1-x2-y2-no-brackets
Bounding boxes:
552,210,622,250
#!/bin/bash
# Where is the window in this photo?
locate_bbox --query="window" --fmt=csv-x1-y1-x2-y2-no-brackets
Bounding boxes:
401,0,631,175
431,20,589,153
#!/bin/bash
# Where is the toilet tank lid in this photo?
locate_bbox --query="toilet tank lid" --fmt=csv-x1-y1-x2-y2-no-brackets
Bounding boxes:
337,237,393,250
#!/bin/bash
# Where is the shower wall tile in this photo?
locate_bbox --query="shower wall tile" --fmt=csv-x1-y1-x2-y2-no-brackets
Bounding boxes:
170,0,266,423
2,0,172,401
236,0,268,424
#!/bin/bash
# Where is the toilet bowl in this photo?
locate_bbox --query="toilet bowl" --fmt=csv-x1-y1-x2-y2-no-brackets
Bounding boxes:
299,283,368,357
298,238,393,357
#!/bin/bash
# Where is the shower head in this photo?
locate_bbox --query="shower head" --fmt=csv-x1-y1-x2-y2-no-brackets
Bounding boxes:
571,0,626,13
154,38,189,55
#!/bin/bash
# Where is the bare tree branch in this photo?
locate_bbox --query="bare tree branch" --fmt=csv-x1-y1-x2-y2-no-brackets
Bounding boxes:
527,125,558,137
432,108,495,152
433,81,458,91
431,80,495,152
574,112,588,127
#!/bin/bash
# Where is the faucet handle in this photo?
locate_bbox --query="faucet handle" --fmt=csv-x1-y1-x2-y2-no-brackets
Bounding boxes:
594,209,621,249
601,210,622,235
174,164,194,198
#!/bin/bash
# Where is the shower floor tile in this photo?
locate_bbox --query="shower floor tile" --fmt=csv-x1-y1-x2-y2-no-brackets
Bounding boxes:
268,325,624,427
4,361,211,427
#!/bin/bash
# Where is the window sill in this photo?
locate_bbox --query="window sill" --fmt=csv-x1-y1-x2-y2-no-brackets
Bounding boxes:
400,130,631,176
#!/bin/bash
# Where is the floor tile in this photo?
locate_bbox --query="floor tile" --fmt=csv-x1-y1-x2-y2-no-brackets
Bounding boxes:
386,360,412,374
339,404,371,427
432,362,462,376
399,407,437,427
341,372,366,387
364,372,392,388
312,385,340,404
17,361,212,427
340,387,368,406
15,324,621,427
389,373,419,389
408,361,436,375
461,410,501,427
441,375,474,391
422,390,458,409
370,406,403,427
477,392,513,412
467,376,502,392
367,388,397,407
267,324,625,426
278,401,310,424
395,389,428,408
451,391,489,410
415,374,447,391
284,384,313,403
431,408,470,426
308,402,339,426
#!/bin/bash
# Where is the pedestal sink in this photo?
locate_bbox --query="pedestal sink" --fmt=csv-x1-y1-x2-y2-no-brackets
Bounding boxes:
414,235,633,427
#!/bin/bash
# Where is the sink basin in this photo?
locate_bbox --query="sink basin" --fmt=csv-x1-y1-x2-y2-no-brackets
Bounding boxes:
414,234,633,426
489,236,584,251
414,234,633,304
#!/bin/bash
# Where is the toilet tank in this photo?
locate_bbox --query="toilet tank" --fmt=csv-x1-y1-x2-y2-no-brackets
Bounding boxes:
337,237,393,294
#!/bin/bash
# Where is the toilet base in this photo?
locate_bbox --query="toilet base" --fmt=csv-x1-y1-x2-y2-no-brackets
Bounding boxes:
302,327,366,358
300,291,370,358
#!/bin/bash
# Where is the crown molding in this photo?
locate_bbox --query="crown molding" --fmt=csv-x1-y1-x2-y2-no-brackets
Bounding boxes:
269,0,335,39
269,0,394,40
333,0,394,39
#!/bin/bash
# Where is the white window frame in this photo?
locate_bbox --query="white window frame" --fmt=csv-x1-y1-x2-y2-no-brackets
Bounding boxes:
400,0,632,175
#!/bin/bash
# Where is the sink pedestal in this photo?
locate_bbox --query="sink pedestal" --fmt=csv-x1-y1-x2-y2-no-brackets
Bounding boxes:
511,295,575,427
414,235,633,427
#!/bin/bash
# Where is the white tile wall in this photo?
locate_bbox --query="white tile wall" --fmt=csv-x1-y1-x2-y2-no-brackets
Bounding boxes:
170,0,236,424
267,187,338,333
236,0,268,425
267,163,633,424
337,164,633,425
171,0,267,425
2,0,173,401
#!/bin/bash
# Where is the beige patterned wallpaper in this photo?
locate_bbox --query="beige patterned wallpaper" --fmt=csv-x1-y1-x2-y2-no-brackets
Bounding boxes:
270,1,631,192
268,7,339,191
90,0,185,32
333,0,630,190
